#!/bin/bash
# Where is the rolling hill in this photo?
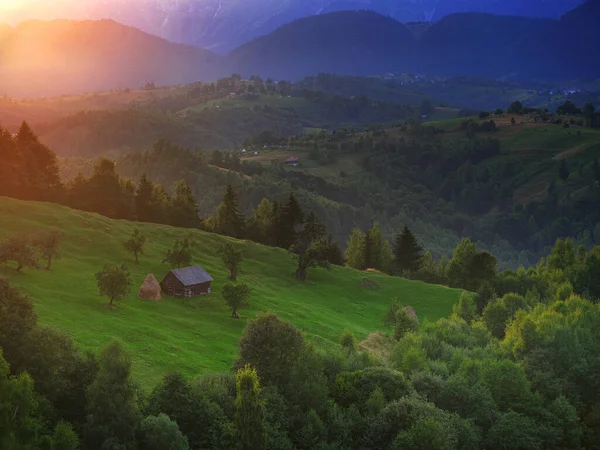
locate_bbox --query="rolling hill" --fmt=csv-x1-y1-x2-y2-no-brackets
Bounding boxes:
0,196,462,387
0,19,220,98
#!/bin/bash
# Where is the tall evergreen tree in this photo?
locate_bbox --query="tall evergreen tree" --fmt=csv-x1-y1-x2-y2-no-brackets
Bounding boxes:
135,174,157,223
393,225,424,275
171,179,199,228
280,193,305,249
84,341,141,450
216,184,245,238
235,365,266,450
15,121,61,201
303,211,327,244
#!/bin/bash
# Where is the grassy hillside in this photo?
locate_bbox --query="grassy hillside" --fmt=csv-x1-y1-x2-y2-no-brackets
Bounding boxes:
0,197,461,388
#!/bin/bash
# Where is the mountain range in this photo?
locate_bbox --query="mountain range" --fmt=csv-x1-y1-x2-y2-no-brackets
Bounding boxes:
0,0,598,97
0,0,586,52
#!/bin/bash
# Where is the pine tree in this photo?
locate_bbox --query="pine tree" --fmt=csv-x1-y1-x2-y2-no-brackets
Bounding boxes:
235,365,266,450
0,126,22,199
171,179,199,228
216,184,245,238
393,225,424,275
280,193,305,249
135,174,156,223
15,121,61,201
302,211,327,244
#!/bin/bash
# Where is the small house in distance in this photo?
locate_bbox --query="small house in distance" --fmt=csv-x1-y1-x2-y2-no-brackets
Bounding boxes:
160,266,213,298
285,156,301,167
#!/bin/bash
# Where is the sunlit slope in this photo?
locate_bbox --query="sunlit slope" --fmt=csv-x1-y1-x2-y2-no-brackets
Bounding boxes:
0,197,461,387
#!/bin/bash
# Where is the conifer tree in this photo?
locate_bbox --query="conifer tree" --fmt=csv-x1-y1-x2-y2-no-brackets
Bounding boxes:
171,179,199,228
0,126,22,198
393,225,424,275
235,365,266,450
302,211,327,244
280,193,305,249
135,174,157,223
15,121,61,201
216,184,245,238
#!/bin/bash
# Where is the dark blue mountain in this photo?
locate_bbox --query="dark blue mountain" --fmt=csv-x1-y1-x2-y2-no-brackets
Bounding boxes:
1,0,586,52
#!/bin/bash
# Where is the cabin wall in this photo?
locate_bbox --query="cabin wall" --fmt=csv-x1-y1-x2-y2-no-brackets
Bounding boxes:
160,273,211,298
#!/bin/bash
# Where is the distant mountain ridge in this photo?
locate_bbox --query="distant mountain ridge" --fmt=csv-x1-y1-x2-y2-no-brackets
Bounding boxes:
224,11,417,81
225,1,600,81
0,19,220,97
0,0,586,53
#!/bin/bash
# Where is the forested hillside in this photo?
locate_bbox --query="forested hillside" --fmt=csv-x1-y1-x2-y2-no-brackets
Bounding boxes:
109,104,600,269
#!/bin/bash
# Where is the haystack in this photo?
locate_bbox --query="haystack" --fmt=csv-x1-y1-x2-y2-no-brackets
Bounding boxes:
138,274,162,301
405,305,419,324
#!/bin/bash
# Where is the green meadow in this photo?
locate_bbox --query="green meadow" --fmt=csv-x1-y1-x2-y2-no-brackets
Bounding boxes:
0,197,461,389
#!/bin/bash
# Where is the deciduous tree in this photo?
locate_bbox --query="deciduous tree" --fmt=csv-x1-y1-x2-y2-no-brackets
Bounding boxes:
218,243,244,281
84,341,141,450
139,414,189,450
0,278,37,370
222,283,251,319
123,228,147,264
0,235,39,272
163,237,195,268
32,229,62,270
236,312,304,387
95,264,133,307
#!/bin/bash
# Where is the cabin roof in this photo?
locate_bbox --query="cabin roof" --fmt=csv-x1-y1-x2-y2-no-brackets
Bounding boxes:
169,266,213,286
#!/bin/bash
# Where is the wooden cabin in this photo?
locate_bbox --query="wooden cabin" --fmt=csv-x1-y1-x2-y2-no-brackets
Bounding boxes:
160,266,213,298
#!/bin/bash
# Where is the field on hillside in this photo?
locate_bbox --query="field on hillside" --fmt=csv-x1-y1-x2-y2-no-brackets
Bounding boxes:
0,197,461,389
